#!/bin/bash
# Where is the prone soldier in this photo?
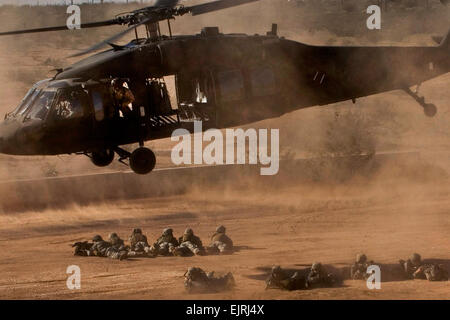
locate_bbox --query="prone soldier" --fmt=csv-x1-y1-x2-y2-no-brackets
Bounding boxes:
206,225,234,255
128,228,154,257
172,228,205,256
184,267,235,293
72,241,93,256
423,264,448,281
90,235,128,261
152,228,179,256
400,253,448,281
350,253,374,280
265,265,305,291
108,233,128,251
399,253,425,279
305,262,336,289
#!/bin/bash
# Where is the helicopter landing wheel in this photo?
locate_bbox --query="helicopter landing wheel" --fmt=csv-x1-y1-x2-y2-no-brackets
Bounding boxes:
423,103,437,118
91,149,115,167
130,147,156,175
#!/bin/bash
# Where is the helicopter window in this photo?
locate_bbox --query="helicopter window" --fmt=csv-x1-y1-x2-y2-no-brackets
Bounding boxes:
26,91,56,121
217,70,245,102
13,89,40,117
250,67,278,97
54,90,84,120
195,79,208,104
92,91,105,121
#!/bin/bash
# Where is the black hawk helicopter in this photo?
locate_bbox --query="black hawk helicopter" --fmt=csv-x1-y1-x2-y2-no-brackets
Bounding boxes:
0,0,448,174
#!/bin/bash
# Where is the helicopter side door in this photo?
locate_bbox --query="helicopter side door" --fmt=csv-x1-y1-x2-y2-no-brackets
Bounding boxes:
176,70,217,128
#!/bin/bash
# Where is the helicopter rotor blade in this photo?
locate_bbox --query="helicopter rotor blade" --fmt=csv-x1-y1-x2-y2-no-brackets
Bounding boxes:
188,0,260,16
68,17,153,58
0,20,118,37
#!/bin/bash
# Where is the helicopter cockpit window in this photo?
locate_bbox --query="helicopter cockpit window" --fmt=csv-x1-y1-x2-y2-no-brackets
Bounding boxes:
250,67,278,97
54,90,84,120
217,70,245,102
26,90,56,121
10,89,40,118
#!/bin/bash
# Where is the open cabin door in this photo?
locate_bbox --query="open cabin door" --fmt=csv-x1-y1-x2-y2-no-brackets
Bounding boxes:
175,70,217,128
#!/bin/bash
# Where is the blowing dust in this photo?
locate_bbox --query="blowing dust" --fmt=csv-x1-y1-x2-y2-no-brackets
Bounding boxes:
0,1,448,299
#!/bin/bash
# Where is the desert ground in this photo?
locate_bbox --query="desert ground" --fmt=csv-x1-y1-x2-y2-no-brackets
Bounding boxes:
0,0,448,299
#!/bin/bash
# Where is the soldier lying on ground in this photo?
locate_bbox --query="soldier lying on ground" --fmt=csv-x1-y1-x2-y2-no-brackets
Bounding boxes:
400,253,448,281
265,265,305,291
305,262,336,289
184,267,235,293
128,228,155,257
72,241,93,256
90,235,128,260
172,228,205,256
422,263,448,281
350,253,375,280
108,233,128,251
152,228,179,256
206,225,234,255
399,253,425,279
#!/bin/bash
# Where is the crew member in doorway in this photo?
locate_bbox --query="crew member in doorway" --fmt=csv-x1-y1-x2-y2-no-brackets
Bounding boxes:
111,78,135,118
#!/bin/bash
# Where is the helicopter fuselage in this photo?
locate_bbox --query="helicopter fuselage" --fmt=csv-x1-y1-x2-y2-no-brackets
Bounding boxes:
0,28,448,165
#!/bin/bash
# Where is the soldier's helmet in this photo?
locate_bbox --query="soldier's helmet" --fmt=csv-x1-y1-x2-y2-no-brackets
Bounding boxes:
132,228,142,235
92,235,103,242
356,253,367,264
271,265,282,275
112,78,125,88
163,228,173,236
216,225,226,233
186,267,204,280
184,228,194,236
108,233,119,240
311,262,322,272
411,253,422,264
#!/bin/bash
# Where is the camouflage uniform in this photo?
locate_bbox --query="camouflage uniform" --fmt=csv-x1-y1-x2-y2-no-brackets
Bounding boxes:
184,267,235,293
265,266,305,291
423,264,448,281
399,253,425,279
90,235,128,260
72,241,93,256
174,228,205,256
128,228,154,257
111,79,135,117
305,262,336,289
108,233,128,251
152,228,179,256
350,254,374,280
206,226,234,255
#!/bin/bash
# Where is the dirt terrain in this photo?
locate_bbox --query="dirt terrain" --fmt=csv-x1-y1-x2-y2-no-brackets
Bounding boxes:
0,1,448,300
0,166,449,300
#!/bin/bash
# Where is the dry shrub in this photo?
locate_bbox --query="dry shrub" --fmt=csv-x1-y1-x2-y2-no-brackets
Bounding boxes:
304,108,379,182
